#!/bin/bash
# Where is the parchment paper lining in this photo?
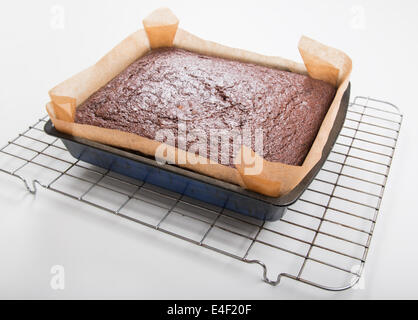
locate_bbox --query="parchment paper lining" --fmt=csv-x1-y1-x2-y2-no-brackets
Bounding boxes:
47,8,352,197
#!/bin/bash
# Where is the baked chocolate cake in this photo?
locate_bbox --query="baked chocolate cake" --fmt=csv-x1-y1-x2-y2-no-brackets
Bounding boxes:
75,47,336,166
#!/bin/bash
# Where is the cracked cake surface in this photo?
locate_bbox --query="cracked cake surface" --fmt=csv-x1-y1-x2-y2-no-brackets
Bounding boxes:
75,47,336,166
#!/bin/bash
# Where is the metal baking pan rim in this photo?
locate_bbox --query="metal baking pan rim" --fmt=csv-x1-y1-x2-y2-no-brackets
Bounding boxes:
44,83,350,207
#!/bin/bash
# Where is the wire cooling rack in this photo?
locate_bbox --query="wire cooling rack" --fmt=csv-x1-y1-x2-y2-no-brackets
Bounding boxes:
0,96,402,291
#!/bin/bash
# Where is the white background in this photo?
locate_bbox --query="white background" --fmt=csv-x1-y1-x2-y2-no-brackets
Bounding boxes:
0,0,417,299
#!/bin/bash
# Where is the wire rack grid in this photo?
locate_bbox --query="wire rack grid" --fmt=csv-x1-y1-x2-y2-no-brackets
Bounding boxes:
0,96,402,291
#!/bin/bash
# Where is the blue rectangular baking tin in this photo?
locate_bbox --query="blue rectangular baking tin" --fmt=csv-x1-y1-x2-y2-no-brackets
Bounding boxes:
44,84,349,221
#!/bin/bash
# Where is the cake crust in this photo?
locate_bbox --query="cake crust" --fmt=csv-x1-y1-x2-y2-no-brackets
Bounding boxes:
75,47,336,166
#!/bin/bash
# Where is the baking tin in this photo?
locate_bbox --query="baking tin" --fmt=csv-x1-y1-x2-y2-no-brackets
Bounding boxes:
44,84,350,221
